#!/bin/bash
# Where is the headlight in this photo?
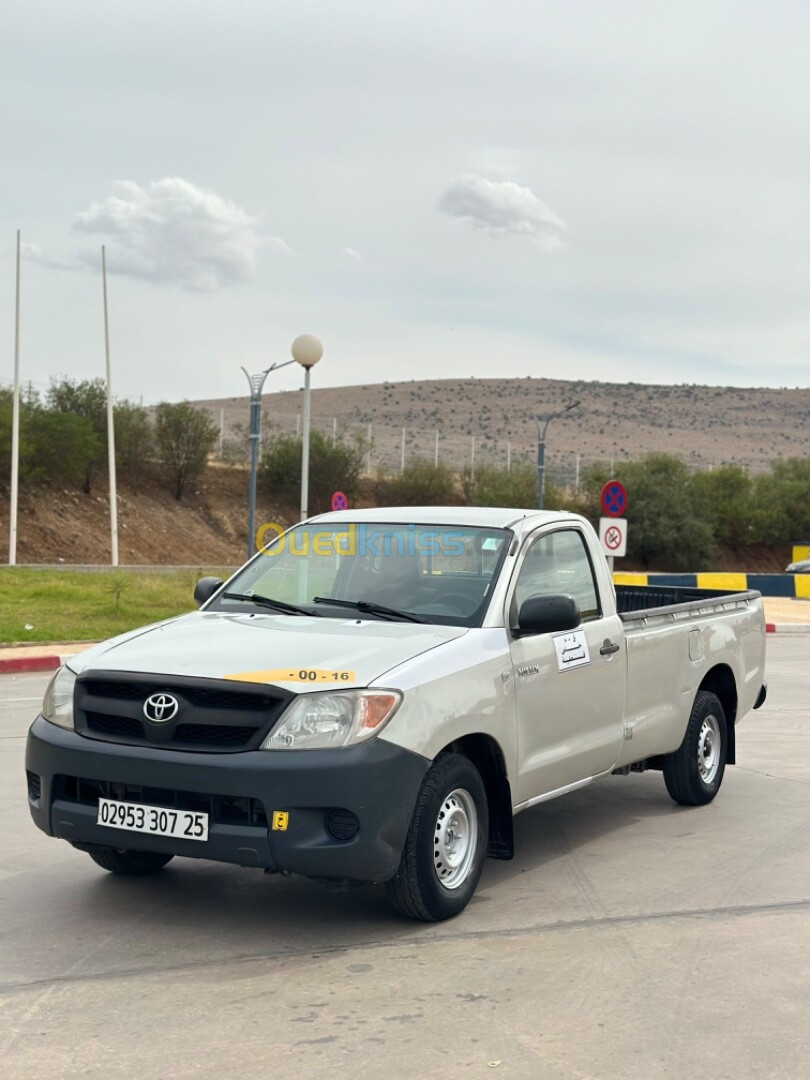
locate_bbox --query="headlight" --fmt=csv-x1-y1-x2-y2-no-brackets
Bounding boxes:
262,690,402,750
42,665,77,730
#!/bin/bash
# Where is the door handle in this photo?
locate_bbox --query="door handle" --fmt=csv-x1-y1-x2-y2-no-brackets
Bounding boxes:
600,640,620,656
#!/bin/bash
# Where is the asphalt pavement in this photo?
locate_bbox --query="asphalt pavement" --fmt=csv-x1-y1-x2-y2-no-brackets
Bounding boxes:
1,637,808,1079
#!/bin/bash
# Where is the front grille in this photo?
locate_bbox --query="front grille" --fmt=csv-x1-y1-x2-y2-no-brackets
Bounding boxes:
74,671,292,753
82,679,273,712
173,724,256,748
55,775,268,828
87,713,145,739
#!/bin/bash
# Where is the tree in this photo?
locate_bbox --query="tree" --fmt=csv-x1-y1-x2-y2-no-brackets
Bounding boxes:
611,454,716,570
750,458,810,544
113,402,153,491
376,461,458,506
691,466,753,546
260,430,363,513
46,378,108,493
24,409,102,489
154,401,218,500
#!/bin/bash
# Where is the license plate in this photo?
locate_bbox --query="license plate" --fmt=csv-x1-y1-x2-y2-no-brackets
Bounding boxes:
97,797,208,842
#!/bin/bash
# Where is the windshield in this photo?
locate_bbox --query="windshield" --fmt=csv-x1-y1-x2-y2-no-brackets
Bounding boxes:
208,522,512,627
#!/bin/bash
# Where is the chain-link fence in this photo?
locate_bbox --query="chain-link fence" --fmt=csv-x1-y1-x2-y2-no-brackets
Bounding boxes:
210,407,639,492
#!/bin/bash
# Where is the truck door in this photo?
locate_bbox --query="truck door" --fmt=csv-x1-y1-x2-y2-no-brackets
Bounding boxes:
507,527,626,806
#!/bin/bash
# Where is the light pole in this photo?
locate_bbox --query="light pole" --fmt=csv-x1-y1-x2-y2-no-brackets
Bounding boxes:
291,334,323,521
537,400,581,510
241,356,295,560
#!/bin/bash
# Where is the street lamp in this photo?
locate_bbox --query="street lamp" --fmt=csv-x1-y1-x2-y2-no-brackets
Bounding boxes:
241,357,295,560
537,400,581,510
291,333,323,521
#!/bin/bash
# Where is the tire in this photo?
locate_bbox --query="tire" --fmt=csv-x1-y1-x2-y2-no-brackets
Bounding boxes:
663,690,727,806
385,753,488,922
87,847,175,875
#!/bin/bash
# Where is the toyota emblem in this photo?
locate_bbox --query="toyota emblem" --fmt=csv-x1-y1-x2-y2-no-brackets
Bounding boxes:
143,693,179,723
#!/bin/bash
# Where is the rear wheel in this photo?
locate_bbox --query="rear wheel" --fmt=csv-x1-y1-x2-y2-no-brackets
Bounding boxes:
87,847,175,875
663,691,727,806
386,753,488,921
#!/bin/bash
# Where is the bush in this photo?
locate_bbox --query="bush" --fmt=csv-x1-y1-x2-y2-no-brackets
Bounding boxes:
376,461,458,506
260,430,363,513
750,458,810,544
154,401,218,500
691,466,753,546
113,402,153,490
463,463,536,508
612,454,716,570
46,378,108,493
25,410,102,489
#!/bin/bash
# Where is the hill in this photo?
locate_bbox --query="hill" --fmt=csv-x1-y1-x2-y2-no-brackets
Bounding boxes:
194,377,810,481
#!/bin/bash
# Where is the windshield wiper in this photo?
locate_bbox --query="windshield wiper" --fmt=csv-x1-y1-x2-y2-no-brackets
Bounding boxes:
222,592,319,617
312,596,427,623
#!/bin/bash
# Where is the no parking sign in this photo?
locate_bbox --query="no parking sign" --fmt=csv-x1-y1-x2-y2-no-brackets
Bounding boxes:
330,491,348,511
600,479,628,518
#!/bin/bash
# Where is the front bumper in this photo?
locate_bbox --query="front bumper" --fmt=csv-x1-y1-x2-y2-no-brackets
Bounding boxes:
26,716,429,882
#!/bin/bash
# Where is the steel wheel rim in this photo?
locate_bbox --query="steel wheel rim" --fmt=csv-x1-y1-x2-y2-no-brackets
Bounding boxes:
433,788,478,891
698,713,721,784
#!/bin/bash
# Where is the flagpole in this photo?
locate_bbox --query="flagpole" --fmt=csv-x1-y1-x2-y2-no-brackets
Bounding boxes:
8,230,21,565
102,245,119,566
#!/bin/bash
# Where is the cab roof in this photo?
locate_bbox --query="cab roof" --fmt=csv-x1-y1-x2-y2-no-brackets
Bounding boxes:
308,506,584,531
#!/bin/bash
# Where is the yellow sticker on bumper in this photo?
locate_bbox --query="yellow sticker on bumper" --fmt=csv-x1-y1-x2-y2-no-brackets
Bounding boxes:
224,668,355,684
272,811,289,831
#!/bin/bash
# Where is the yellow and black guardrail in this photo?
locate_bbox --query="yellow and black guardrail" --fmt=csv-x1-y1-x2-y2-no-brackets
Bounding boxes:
613,571,810,599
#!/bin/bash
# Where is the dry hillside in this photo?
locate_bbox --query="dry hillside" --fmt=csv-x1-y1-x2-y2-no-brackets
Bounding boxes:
197,377,810,476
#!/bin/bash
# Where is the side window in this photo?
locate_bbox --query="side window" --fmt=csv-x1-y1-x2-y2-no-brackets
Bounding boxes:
513,530,601,621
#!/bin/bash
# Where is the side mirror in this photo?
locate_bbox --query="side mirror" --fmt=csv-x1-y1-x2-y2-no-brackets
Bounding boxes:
194,577,223,608
514,594,580,637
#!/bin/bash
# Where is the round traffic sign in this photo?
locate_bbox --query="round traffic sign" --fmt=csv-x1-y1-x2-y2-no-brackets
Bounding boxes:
600,480,627,518
330,491,348,512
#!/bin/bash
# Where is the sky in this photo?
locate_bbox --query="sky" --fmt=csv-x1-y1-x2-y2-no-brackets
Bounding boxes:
2,0,809,404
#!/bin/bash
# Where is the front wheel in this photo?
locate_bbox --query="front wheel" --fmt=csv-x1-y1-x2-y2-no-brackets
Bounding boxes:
663,690,727,806
385,753,488,921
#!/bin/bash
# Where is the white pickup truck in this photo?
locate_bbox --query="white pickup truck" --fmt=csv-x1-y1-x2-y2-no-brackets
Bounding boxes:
26,507,767,921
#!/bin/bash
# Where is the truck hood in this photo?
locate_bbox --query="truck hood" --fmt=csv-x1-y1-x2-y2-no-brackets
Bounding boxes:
67,611,468,690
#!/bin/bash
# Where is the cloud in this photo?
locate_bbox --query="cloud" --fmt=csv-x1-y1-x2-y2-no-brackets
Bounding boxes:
72,177,283,290
342,246,362,261
438,174,567,249
21,240,75,271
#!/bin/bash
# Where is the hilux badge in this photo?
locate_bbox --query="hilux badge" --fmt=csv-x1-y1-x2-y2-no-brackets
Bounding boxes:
143,693,179,723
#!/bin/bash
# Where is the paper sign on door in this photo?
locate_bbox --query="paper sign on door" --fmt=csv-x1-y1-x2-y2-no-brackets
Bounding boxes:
553,630,591,672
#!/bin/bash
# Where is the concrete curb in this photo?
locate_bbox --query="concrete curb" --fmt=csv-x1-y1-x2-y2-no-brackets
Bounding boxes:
0,654,64,675
766,624,810,634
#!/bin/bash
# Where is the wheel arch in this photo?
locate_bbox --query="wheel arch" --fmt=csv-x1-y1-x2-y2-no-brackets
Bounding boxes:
440,733,513,860
698,664,738,764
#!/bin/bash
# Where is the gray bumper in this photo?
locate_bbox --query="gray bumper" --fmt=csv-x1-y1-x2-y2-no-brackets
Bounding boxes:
26,716,429,883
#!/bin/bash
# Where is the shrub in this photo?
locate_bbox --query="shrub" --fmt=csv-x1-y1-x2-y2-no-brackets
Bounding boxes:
691,466,753,546
260,430,363,513
113,402,153,490
46,378,108,493
154,401,218,500
25,410,102,489
613,454,716,570
375,461,458,506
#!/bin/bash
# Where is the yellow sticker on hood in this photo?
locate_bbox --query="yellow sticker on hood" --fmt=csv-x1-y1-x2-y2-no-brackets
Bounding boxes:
224,668,355,685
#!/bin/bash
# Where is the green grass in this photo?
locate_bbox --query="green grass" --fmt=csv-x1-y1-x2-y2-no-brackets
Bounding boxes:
0,569,233,645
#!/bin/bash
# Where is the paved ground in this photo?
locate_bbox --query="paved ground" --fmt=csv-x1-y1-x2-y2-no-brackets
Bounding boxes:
1,638,808,1079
